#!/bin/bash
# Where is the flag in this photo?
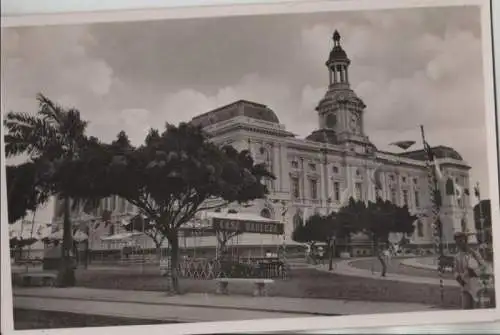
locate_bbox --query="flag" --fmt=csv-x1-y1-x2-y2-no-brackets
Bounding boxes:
423,141,435,161
340,186,351,206
474,184,481,199
281,206,288,217
433,157,444,182
369,166,382,191
455,183,463,200
390,140,416,150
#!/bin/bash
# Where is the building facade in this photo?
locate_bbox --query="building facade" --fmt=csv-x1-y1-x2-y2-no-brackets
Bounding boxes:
54,31,476,255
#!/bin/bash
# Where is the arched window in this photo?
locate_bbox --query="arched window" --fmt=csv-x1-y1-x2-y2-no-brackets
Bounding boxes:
417,220,424,237
292,209,304,230
259,146,274,191
260,208,272,219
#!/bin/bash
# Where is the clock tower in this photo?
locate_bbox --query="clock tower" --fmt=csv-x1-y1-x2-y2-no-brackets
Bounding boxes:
312,31,374,152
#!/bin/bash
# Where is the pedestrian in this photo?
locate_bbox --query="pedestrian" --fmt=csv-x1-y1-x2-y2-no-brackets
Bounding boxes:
383,247,392,269
453,231,485,309
318,247,325,265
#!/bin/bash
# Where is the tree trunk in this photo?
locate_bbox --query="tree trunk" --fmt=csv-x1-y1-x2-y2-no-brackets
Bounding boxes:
57,196,75,287
167,232,180,294
155,243,162,262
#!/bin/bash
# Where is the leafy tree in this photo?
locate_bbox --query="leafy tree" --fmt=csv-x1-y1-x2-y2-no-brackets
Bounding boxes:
4,94,104,286
291,213,344,270
473,200,492,244
6,162,50,223
103,123,274,293
341,198,416,277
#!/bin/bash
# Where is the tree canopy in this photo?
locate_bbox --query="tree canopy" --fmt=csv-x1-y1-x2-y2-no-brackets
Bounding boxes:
4,94,107,286
97,122,274,292
6,162,50,223
103,122,274,236
341,198,416,245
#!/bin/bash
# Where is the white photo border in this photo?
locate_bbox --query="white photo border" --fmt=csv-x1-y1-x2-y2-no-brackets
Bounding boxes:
1,0,499,334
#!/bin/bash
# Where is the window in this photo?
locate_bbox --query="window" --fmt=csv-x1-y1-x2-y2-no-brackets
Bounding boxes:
111,196,117,211
260,208,272,219
402,190,409,206
461,218,467,232
333,182,341,202
355,182,363,200
119,198,127,213
414,191,420,208
291,177,300,199
391,189,397,204
413,178,418,185
291,161,299,169
417,220,424,237
126,201,134,213
326,113,337,128
293,210,303,230
356,169,361,176
402,176,407,183
332,166,339,174
390,175,395,181
309,163,317,171
310,179,318,200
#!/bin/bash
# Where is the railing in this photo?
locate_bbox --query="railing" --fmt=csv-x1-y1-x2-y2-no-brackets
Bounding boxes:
177,257,287,280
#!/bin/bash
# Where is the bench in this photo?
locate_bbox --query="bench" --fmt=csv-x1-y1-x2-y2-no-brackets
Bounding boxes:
15,272,57,287
214,278,275,296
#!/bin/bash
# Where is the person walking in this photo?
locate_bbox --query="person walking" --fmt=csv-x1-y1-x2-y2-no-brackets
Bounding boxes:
453,232,485,309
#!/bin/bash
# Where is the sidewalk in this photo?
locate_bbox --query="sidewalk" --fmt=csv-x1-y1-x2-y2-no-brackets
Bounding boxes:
315,259,460,288
13,287,435,323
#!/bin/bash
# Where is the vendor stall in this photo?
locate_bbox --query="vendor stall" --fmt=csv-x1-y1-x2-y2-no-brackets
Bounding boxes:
177,210,286,280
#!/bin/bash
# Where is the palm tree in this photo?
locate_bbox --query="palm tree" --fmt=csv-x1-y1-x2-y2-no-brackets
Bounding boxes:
4,94,93,286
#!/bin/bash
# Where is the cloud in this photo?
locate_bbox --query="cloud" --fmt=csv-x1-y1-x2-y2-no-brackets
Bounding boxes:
2,25,115,121
1,5,491,224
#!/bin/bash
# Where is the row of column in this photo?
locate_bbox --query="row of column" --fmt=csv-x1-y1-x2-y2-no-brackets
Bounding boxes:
329,64,349,84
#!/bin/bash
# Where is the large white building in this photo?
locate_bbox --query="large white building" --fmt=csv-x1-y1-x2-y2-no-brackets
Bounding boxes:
54,31,476,256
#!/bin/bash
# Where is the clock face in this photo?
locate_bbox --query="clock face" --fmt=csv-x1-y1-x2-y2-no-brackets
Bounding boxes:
326,113,337,128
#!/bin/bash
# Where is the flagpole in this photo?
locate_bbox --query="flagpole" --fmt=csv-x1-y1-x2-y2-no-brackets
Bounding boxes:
420,125,444,306
476,183,486,245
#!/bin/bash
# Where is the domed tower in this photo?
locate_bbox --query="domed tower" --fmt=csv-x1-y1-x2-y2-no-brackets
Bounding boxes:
308,31,374,152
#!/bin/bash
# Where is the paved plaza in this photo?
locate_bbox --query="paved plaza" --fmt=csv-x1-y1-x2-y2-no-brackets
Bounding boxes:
14,285,436,323
12,256,461,327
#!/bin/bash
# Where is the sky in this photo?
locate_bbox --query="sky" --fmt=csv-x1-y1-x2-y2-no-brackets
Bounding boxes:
1,5,493,224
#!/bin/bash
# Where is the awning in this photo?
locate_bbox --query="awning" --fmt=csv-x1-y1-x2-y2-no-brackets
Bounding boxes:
100,232,143,241
205,211,284,235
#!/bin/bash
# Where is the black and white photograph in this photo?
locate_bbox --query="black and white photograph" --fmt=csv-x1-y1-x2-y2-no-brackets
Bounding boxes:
1,0,499,334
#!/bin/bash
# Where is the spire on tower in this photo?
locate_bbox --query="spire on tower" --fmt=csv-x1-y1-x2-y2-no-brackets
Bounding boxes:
333,30,341,46
326,30,350,86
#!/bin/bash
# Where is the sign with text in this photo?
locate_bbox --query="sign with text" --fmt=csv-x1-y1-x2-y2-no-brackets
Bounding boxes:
212,218,284,235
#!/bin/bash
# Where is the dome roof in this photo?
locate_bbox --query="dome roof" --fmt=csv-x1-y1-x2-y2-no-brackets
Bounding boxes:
191,100,280,128
306,129,339,145
328,46,349,63
399,146,464,161
326,30,350,65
